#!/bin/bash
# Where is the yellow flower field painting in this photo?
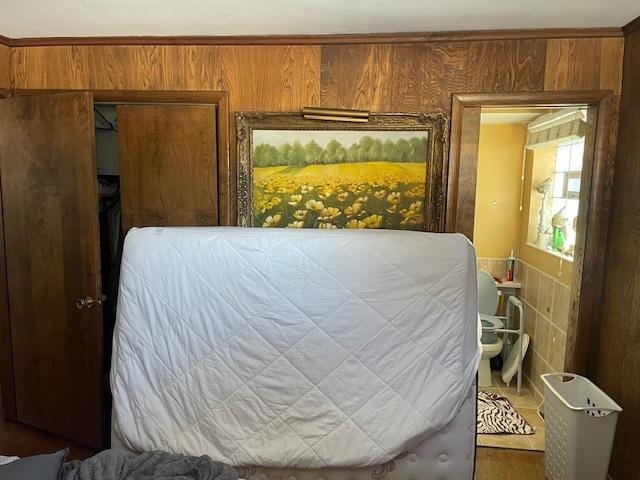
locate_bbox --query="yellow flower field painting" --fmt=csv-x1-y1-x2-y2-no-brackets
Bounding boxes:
252,130,429,230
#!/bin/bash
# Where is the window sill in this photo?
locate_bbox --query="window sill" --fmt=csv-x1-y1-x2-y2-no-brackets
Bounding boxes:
526,242,574,263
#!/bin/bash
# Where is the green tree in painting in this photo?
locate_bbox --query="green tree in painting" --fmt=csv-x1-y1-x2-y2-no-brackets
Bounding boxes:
347,143,360,163
410,137,428,162
254,143,280,167
304,140,323,165
395,138,412,162
252,134,428,167
382,139,398,162
358,136,374,161
369,139,383,162
323,139,346,164
278,144,292,166
290,141,306,166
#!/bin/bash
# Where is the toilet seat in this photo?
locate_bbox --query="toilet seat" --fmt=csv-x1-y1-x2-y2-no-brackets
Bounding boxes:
480,315,504,330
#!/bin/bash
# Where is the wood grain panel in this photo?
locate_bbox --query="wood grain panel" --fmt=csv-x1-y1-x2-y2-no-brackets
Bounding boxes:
465,40,546,92
321,40,547,114
597,29,640,480
0,161,15,422
8,46,89,89
0,92,103,448
321,43,463,112
447,101,481,238
9,45,224,91
0,45,10,420
543,38,623,93
599,37,625,95
564,104,600,376
155,46,223,91
385,44,425,112
421,42,469,112
219,46,320,111
545,39,580,90
118,104,218,231
0,44,9,89
90,46,158,90
320,44,397,111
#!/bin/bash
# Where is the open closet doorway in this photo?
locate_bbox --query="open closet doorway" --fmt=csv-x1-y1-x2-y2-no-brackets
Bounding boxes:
447,92,615,453
0,90,229,448
94,104,122,427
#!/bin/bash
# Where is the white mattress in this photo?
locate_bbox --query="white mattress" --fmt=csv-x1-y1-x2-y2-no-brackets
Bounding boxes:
111,227,480,469
113,382,477,480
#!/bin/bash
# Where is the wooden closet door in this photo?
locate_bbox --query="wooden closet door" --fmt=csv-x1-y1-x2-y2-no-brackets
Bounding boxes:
0,92,103,448
118,104,218,231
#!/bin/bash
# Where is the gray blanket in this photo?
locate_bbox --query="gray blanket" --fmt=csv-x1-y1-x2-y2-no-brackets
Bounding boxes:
60,449,238,480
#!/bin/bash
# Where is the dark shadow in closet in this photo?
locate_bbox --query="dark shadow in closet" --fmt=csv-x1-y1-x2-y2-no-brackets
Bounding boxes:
95,104,122,446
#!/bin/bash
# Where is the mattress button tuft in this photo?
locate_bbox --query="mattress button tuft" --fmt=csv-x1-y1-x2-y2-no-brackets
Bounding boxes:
407,453,418,463
438,453,448,463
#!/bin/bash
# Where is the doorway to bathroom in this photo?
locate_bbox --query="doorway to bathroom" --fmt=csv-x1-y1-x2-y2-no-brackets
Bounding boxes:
446,92,616,453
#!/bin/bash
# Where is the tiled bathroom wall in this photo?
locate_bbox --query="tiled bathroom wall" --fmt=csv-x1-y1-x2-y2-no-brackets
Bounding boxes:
477,257,571,402
476,257,517,281
519,261,571,402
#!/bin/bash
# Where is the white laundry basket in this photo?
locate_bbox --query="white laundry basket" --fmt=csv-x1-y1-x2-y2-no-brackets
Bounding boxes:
541,373,622,480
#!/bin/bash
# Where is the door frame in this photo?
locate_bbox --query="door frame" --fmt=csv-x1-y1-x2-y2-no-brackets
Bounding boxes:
0,89,230,426
447,90,616,377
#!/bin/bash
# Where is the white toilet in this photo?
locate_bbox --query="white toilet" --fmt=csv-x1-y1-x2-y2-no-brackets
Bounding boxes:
477,271,504,387
479,318,504,386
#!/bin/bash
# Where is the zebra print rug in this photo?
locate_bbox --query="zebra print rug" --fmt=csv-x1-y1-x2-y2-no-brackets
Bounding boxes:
477,391,535,435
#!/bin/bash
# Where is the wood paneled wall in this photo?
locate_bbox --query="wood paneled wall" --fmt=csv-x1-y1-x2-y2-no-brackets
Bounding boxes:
6,36,623,222
0,31,634,471
8,38,624,105
597,27,640,480
0,44,9,89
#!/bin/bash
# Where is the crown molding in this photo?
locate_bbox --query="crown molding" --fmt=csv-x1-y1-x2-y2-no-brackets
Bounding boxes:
0,27,624,47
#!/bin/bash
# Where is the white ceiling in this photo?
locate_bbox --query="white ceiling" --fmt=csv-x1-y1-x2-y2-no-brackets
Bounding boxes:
481,108,552,125
0,0,638,38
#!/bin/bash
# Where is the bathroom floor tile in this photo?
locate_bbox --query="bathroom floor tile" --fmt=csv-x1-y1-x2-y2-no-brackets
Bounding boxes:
501,390,541,410
477,375,545,452
483,386,503,395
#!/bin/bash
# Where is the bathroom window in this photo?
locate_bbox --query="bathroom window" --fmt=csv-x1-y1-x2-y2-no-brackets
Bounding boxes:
526,137,584,261
550,139,583,259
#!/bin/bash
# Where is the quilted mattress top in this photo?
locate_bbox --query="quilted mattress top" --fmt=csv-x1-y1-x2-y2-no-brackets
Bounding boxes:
111,227,480,468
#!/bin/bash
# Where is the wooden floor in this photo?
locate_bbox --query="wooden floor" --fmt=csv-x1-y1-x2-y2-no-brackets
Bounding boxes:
475,447,545,479
0,420,545,478
0,420,96,461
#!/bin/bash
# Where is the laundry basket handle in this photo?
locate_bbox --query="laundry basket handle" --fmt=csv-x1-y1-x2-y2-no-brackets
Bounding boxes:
544,372,578,383
541,373,623,413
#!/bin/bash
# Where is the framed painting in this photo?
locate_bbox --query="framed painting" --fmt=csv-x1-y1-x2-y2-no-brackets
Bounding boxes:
236,112,449,231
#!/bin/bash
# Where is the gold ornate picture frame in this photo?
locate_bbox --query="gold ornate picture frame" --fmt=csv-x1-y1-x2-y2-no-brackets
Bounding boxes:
236,112,449,231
